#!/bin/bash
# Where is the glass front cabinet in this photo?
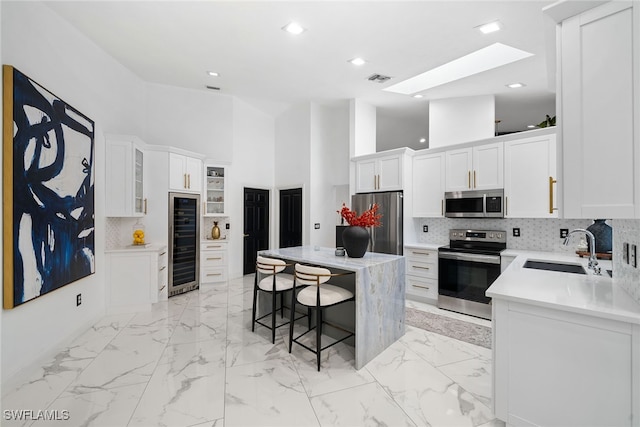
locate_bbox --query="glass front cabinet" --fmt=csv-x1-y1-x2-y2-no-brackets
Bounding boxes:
204,165,226,216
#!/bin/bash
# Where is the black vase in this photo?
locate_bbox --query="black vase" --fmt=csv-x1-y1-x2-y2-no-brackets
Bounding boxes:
586,219,612,253
342,226,370,258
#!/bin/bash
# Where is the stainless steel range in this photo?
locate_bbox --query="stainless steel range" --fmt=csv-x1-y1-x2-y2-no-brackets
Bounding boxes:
438,229,506,320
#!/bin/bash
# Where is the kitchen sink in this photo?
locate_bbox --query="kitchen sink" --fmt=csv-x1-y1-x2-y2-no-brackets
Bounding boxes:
523,260,587,275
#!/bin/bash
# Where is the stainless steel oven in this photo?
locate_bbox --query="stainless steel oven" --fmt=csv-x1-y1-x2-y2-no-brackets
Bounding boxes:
444,189,504,218
438,229,506,320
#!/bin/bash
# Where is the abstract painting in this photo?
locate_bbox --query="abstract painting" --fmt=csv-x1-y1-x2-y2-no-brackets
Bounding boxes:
3,65,95,308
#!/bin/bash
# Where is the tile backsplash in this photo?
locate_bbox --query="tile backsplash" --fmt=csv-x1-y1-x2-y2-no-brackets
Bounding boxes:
411,217,593,253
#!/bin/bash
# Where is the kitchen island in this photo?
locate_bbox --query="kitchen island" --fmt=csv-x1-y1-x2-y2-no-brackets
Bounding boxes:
258,246,405,369
487,252,640,426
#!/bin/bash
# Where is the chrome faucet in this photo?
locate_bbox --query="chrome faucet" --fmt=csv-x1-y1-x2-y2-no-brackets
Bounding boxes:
563,229,601,275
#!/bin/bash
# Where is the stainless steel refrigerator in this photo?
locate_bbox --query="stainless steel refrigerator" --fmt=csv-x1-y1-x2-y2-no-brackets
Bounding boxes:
168,192,200,297
351,191,403,255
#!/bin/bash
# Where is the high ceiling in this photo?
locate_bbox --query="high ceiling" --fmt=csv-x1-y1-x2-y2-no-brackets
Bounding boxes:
45,1,558,149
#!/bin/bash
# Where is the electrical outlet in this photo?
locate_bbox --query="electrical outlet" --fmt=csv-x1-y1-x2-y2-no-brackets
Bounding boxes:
423,225,428,233
631,244,637,268
314,223,320,229
513,228,520,237
623,243,630,264
76,294,82,306
225,223,230,230
560,229,569,238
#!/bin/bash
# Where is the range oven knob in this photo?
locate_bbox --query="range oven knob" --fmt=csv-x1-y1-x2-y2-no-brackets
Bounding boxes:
497,233,503,239
489,233,494,238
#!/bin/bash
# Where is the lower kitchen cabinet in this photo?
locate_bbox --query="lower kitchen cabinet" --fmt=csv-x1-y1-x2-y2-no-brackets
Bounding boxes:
200,240,228,284
493,300,639,426
404,245,438,303
105,245,168,312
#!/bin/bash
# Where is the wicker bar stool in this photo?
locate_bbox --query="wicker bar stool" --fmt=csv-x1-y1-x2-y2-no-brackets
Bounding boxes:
289,263,355,371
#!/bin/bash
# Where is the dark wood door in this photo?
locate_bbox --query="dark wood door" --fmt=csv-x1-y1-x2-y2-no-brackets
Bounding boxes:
279,188,302,248
243,187,269,275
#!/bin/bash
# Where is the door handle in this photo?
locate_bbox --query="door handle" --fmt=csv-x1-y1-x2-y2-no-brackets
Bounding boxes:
549,176,558,214
473,170,477,188
243,234,250,237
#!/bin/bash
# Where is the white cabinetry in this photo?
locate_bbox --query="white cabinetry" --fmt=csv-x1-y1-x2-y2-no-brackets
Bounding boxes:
493,300,639,426
504,134,557,218
445,142,503,191
355,152,403,193
404,246,438,302
169,153,202,193
200,240,228,284
204,165,226,216
559,1,640,218
105,135,146,217
412,152,445,217
105,246,168,313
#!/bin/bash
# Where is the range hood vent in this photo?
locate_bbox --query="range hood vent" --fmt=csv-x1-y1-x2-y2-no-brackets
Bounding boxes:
367,74,392,83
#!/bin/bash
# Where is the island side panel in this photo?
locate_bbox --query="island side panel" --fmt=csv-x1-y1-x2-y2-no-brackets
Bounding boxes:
355,257,406,369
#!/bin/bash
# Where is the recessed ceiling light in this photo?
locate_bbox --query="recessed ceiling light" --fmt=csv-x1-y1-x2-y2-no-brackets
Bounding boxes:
419,138,427,143
413,94,424,99
207,71,219,77
384,43,534,95
349,57,367,66
476,20,503,34
506,82,526,89
282,22,306,35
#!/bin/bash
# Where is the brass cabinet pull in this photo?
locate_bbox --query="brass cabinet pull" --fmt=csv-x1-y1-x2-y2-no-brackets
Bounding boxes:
441,199,444,216
411,284,430,290
411,251,431,256
413,265,430,270
188,174,191,189
159,266,166,271
549,176,558,214
144,198,148,214
206,257,222,260
206,245,222,249
206,273,222,276
473,170,477,188
159,285,166,292
159,251,167,256
468,171,471,188
505,196,508,216
184,174,187,189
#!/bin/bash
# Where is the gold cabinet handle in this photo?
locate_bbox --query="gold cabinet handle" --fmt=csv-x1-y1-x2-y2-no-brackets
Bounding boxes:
184,174,187,189
187,174,191,189
413,265,430,270
473,170,477,188
206,257,222,260
549,176,558,214
206,245,222,249
468,171,471,188
505,196,508,216
144,198,148,214
411,284,430,290
411,251,431,256
373,175,377,190
159,251,167,256
206,273,222,276
159,266,166,271
441,199,444,216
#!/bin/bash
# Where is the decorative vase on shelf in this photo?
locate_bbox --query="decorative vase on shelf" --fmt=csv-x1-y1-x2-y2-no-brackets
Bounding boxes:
341,226,370,258
586,219,612,253
211,221,221,240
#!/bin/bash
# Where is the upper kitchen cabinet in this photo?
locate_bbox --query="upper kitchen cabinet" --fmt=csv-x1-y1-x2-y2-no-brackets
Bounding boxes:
169,152,203,193
354,148,411,193
558,1,640,218
504,134,558,218
412,151,445,217
445,142,503,192
204,165,227,216
105,135,146,217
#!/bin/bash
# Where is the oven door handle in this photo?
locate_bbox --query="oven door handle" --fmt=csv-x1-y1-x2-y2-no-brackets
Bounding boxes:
439,252,501,264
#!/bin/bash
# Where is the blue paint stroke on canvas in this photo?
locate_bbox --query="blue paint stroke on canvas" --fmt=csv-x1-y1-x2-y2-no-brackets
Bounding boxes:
11,68,95,307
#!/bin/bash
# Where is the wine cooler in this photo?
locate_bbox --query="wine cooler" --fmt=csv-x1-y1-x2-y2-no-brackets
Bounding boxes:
168,192,200,296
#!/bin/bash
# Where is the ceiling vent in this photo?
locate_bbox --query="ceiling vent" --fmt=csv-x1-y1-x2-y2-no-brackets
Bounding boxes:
367,74,392,83
206,85,221,91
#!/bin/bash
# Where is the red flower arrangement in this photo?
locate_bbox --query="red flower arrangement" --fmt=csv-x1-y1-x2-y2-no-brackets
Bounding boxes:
338,203,382,227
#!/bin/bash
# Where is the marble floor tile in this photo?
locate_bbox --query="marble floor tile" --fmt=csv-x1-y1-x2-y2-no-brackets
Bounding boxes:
2,277,503,427
310,382,416,427
224,358,319,427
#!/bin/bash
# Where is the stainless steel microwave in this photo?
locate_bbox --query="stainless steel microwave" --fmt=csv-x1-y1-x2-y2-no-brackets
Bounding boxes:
444,189,504,218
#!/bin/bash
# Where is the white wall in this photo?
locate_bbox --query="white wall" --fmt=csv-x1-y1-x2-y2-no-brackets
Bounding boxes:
144,82,234,162
1,1,145,385
429,95,495,147
229,98,276,278
309,103,350,247
349,99,376,157
275,103,311,246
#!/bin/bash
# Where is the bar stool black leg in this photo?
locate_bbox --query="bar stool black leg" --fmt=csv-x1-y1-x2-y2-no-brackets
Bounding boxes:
289,289,297,353
251,272,258,332
271,283,277,344
316,306,322,371
280,292,284,318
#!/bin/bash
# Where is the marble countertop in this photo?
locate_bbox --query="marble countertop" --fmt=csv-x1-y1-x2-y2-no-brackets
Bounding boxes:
487,250,640,324
259,246,403,272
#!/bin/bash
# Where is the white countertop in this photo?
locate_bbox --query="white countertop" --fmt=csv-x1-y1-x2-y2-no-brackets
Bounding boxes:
487,250,640,324
105,244,166,254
